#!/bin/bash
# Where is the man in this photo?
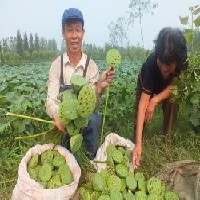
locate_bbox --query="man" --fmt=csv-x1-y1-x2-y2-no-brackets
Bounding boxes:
45,8,114,159
132,27,188,169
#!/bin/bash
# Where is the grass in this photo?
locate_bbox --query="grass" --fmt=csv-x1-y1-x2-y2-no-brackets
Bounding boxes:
140,105,200,178
0,105,199,199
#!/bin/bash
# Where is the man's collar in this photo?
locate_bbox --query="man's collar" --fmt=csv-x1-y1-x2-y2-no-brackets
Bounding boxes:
62,52,87,69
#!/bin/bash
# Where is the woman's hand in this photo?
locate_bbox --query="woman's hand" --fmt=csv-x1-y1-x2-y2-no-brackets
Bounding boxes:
132,145,142,170
145,96,158,123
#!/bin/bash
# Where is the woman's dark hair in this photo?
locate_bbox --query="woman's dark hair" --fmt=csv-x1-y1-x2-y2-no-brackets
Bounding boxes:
154,27,188,72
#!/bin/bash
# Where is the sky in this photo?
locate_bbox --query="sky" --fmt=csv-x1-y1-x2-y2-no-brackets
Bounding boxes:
0,0,199,50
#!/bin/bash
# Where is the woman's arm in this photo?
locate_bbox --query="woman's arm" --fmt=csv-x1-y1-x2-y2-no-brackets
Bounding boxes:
132,92,151,169
132,81,175,169
145,84,174,123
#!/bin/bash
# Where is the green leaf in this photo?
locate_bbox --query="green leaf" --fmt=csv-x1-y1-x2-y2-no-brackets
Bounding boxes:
10,119,26,134
190,95,199,105
0,95,7,105
179,16,189,25
184,30,194,44
194,16,200,27
0,123,9,133
193,7,200,16
6,92,24,104
0,149,10,161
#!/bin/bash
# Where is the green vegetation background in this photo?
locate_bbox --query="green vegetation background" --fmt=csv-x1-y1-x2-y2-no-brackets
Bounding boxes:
0,56,199,199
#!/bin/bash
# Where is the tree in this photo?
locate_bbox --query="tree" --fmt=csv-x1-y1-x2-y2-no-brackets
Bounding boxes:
29,33,34,54
108,17,129,48
23,32,29,52
40,37,47,50
47,39,57,52
16,30,23,57
128,0,157,47
172,5,200,132
34,33,39,51
9,37,16,52
179,5,200,52
51,39,57,52
2,38,9,52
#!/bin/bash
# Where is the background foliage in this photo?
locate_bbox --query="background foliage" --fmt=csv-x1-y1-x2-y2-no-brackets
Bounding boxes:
0,3,200,200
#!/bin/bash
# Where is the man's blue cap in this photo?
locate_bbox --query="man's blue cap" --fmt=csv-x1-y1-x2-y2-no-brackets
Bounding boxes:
62,8,84,26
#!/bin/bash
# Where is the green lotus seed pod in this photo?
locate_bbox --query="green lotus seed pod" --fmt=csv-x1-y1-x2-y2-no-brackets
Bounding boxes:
74,115,88,128
58,93,78,121
67,121,80,136
147,176,162,195
164,191,179,200
70,74,87,93
77,84,96,118
70,133,83,153
106,49,121,68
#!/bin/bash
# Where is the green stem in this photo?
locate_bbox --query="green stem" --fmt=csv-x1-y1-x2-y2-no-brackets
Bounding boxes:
92,160,107,163
0,179,16,184
100,85,110,145
6,112,56,125
15,130,49,140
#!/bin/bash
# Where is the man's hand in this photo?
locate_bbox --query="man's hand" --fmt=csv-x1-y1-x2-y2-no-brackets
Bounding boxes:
54,115,65,132
132,145,142,170
97,68,115,95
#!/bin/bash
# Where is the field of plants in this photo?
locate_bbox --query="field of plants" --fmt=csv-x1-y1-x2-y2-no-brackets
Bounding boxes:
0,60,136,198
0,58,200,199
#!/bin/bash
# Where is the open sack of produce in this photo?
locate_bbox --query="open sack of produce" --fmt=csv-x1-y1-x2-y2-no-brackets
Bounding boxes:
156,160,200,200
93,133,135,172
12,143,81,200
78,133,180,199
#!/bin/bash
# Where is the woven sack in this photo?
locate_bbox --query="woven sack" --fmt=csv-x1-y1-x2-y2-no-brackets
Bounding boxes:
157,160,200,200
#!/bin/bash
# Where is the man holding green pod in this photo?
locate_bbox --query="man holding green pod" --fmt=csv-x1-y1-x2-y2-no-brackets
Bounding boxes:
45,8,115,159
